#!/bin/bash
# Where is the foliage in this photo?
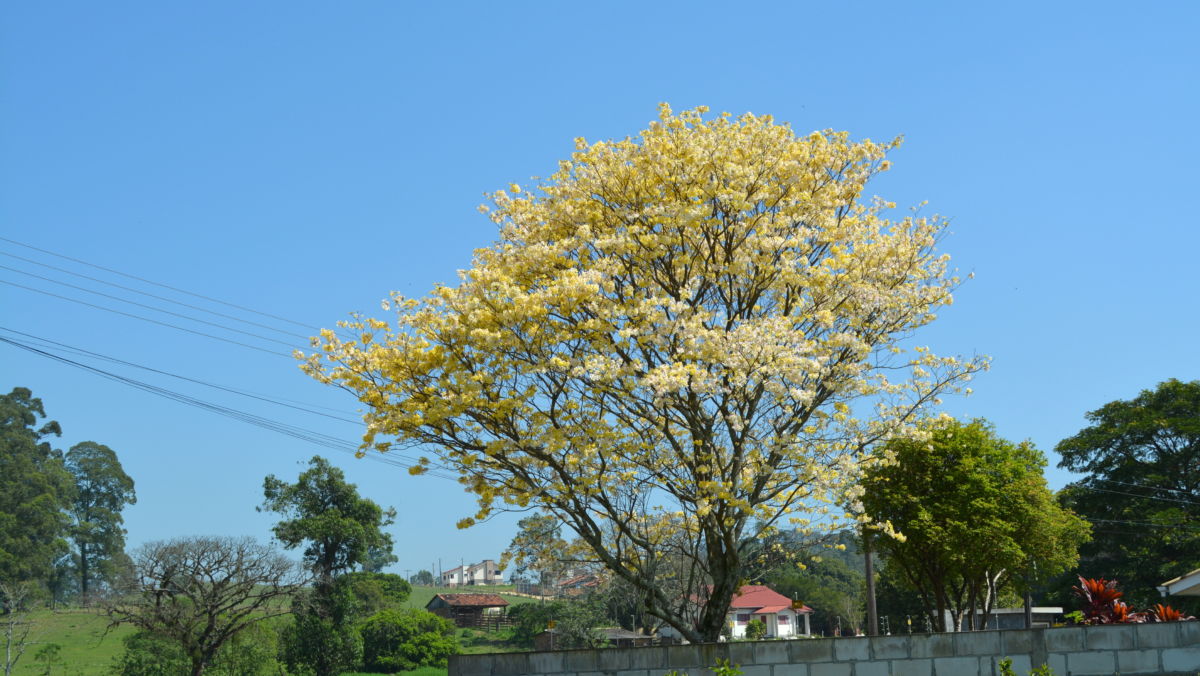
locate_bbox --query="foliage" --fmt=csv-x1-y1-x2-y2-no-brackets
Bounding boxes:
358,609,458,673
260,456,396,580
1056,379,1200,609
743,618,766,640
409,570,435,586
762,552,863,636
860,419,1090,632
104,536,303,676
502,514,570,586
338,571,411,616
507,599,607,649
1071,576,1195,624
109,625,280,676
665,659,743,676
998,658,1056,676
0,387,73,588
31,643,62,676
64,441,136,601
279,579,361,676
303,104,985,642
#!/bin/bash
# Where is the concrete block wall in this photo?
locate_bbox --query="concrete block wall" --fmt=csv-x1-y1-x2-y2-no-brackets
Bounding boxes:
449,622,1200,676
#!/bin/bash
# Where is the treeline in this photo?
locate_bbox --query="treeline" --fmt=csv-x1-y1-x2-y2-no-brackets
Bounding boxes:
0,387,136,606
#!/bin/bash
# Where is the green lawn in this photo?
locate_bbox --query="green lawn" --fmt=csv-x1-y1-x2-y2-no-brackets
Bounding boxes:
10,608,133,676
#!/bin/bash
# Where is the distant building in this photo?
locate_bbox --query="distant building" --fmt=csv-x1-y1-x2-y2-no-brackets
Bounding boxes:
658,585,813,640
440,559,503,587
425,593,509,627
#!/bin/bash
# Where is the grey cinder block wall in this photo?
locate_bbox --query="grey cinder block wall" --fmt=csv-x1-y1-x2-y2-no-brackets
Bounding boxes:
450,622,1200,676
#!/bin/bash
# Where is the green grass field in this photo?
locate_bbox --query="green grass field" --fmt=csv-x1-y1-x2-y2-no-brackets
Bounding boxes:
10,608,133,676
402,584,537,611
7,586,524,675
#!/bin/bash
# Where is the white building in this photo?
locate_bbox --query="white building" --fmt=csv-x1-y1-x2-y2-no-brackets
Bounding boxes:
659,585,813,640
440,559,503,587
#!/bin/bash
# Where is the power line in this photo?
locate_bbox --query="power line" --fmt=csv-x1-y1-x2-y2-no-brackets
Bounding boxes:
0,334,459,481
0,235,326,333
0,326,360,424
1080,486,1200,508
1,264,304,349
1,279,293,357
1093,478,1198,498
0,250,312,340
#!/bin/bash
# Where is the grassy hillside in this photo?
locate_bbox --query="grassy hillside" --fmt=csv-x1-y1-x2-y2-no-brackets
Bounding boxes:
403,584,537,611
6,587,519,676
10,608,133,676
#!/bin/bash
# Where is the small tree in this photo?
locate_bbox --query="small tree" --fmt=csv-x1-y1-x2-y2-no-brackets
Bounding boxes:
105,536,303,676
358,609,458,673
861,419,1089,631
260,456,396,581
1,581,35,676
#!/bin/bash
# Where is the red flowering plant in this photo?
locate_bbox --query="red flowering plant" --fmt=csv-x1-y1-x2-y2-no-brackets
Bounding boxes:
1072,576,1194,624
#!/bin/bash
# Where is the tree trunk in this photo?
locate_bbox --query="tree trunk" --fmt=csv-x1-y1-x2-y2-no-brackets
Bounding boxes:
79,542,89,603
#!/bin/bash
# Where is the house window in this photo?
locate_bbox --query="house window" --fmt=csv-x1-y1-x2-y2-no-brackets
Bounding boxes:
778,615,789,624
736,614,751,624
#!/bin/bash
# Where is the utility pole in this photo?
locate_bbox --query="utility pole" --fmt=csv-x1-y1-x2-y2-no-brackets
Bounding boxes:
863,525,879,636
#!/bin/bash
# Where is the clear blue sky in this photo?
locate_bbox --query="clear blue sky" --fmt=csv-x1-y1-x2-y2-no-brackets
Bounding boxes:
3,1,1198,577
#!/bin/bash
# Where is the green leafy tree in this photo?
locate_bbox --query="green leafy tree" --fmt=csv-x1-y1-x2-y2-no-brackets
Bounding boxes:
340,571,411,615
279,583,362,676
502,514,570,587
1056,378,1200,610
763,554,863,636
860,419,1089,631
64,441,136,601
507,599,607,649
409,570,435,586
0,388,73,588
111,625,281,676
260,456,396,581
358,608,459,673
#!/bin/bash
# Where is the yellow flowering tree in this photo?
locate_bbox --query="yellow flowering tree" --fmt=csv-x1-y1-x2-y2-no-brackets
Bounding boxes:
302,105,986,642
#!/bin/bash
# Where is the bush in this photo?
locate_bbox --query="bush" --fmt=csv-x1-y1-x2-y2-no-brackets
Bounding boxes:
339,572,412,614
110,626,280,676
358,608,459,673
744,618,767,640
280,582,363,676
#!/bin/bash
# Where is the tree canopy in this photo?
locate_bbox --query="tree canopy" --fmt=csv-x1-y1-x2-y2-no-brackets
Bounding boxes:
303,105,985,641
860,418,1089,631
106,536,303,676
65,441,136,599
1056,378,1200,609
0,387,73,588
260,455,396,580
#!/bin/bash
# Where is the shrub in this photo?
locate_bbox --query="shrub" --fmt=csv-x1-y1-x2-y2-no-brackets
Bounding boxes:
358,608,459,673
744,619,767,640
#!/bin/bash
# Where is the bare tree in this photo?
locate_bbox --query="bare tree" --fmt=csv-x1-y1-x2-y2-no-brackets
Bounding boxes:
1,581,35,676
105,536,304,676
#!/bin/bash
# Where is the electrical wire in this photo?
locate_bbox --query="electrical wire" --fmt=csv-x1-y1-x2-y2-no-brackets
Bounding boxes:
0,326,360,423
0,335,460,482
0,235,326,333
1,264,304,349
1,279,293,357
0,250,313,340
